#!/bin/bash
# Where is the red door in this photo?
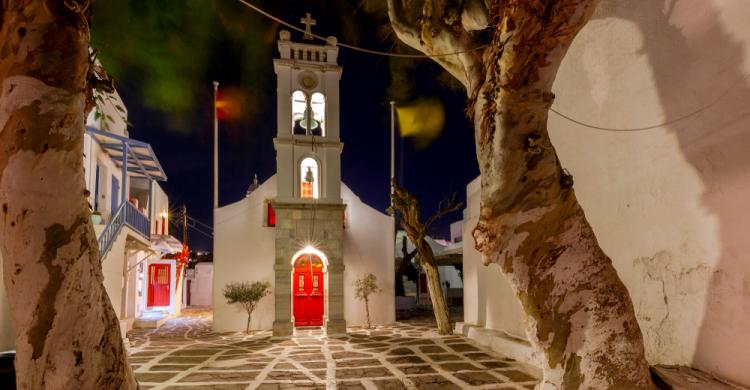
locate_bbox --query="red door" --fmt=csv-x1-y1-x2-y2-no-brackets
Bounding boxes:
293,254,325,326
148,264,171,307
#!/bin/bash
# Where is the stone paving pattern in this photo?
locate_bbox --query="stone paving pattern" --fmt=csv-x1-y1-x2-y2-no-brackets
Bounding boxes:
128,309,540,389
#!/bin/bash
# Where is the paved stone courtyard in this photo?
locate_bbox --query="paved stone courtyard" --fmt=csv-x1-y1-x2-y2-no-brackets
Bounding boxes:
128,309,540,389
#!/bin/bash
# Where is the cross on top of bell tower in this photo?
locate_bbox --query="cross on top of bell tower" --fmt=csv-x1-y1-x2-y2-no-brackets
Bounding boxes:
301,13,316,40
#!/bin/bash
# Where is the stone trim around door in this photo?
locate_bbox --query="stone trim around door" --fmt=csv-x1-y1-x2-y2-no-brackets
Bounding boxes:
271,201,346,337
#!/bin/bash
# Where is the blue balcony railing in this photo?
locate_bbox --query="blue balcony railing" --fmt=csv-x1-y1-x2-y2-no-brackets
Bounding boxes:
97,202,151,260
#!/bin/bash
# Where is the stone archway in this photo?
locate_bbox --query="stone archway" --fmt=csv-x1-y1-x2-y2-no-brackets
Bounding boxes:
291,249,327,327
272,201,346,337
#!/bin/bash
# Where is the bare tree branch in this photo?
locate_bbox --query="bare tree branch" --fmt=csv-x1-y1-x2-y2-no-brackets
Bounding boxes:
424,194,463,231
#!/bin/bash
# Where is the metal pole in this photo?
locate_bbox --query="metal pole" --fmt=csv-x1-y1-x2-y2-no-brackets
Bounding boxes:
121,141,128,208
182,204,188,245
213,81,219,210
390,101,395,203
147,179,153,233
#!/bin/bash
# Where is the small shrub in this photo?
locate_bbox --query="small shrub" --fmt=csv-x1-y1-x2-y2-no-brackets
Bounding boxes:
354,273,381,329
223,281,271,333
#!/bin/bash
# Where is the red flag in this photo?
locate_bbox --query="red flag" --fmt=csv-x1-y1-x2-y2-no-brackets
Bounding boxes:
215,86,244,121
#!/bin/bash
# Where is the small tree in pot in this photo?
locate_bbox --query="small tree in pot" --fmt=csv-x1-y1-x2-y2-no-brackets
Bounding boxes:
223,281,271,334
354,273,382,329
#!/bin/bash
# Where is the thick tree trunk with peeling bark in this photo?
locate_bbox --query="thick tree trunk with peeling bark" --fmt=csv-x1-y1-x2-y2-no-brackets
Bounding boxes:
391,180,459,335
388,0,655,388
0,2,136,389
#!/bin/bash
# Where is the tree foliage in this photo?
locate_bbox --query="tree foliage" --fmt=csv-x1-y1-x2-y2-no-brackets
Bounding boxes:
90,0,370,132
353,273,381,329
223,281,271,333
354,273,381,301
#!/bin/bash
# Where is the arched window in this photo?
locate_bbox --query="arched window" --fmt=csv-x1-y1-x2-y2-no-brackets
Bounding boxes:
292,90,307,135
311,92,325,136
291,91,325,136
300,157,319,199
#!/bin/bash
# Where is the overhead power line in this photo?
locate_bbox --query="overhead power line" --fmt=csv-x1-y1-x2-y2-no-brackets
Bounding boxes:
236,0,488,58
236,0,749,133
549,71,750,132
187,215,213,232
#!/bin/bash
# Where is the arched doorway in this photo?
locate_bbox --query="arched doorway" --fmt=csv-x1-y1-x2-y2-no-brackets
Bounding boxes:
292,253,325,326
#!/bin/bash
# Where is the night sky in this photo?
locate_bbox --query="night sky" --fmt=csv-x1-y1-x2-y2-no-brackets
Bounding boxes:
112,3,479,251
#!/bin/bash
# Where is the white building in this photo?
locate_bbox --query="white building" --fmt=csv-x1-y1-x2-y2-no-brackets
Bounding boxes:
213,29,395,336
0,86,184,348
183,262,213,307
458,1,750,387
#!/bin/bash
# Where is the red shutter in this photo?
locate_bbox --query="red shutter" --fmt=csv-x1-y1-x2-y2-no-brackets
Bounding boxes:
267,203,276,227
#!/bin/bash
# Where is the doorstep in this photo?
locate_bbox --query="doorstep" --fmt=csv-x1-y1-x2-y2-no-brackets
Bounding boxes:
134,311,171,329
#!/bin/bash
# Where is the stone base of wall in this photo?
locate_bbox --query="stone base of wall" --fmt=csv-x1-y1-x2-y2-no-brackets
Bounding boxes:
455,322,539,366
326,319,347,337
273,320,293,338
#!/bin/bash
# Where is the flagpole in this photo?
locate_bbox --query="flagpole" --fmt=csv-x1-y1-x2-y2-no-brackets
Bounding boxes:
213,81,219,210
390,101,395,204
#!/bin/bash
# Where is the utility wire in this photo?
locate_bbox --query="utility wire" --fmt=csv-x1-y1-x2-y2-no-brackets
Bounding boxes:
549,71,750,132
186,215,213,231
237,0,749,132
187,222,214,238
236,0,489,58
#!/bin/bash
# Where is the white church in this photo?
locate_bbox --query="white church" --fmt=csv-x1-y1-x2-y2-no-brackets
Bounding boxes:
213,28,395,336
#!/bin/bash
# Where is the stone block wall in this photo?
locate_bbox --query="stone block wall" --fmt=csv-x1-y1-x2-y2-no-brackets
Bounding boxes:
272,201,346,336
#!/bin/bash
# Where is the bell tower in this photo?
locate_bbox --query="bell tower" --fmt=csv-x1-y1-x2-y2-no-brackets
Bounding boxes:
271,25,347,337
273,28,343,204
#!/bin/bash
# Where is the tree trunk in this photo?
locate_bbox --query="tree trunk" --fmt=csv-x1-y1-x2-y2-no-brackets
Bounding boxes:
246,313,251,334
395,236,415,296
389,181,457,335
0,2,136,389
364,297,371,329
387,0,655,388
419,246,451,334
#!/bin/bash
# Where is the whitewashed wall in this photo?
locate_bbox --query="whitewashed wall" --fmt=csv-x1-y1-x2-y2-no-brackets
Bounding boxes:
101,232,128,320
213,176,395,331
341,185,395,327
462,0,750,386
83,133,123,222
151,183,169,236
190,263,214,307
213,176,277,332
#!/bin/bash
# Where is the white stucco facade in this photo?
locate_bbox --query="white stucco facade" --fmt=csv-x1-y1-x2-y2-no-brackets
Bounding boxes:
213,176,395,333
184,262,214,307
461,0,750,386
213,176,278,332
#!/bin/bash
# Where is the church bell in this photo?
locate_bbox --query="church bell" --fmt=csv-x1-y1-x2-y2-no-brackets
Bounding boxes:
300,109,319,131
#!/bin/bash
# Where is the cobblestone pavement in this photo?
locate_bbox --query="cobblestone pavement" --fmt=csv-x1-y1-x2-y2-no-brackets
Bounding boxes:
128,309,540,389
